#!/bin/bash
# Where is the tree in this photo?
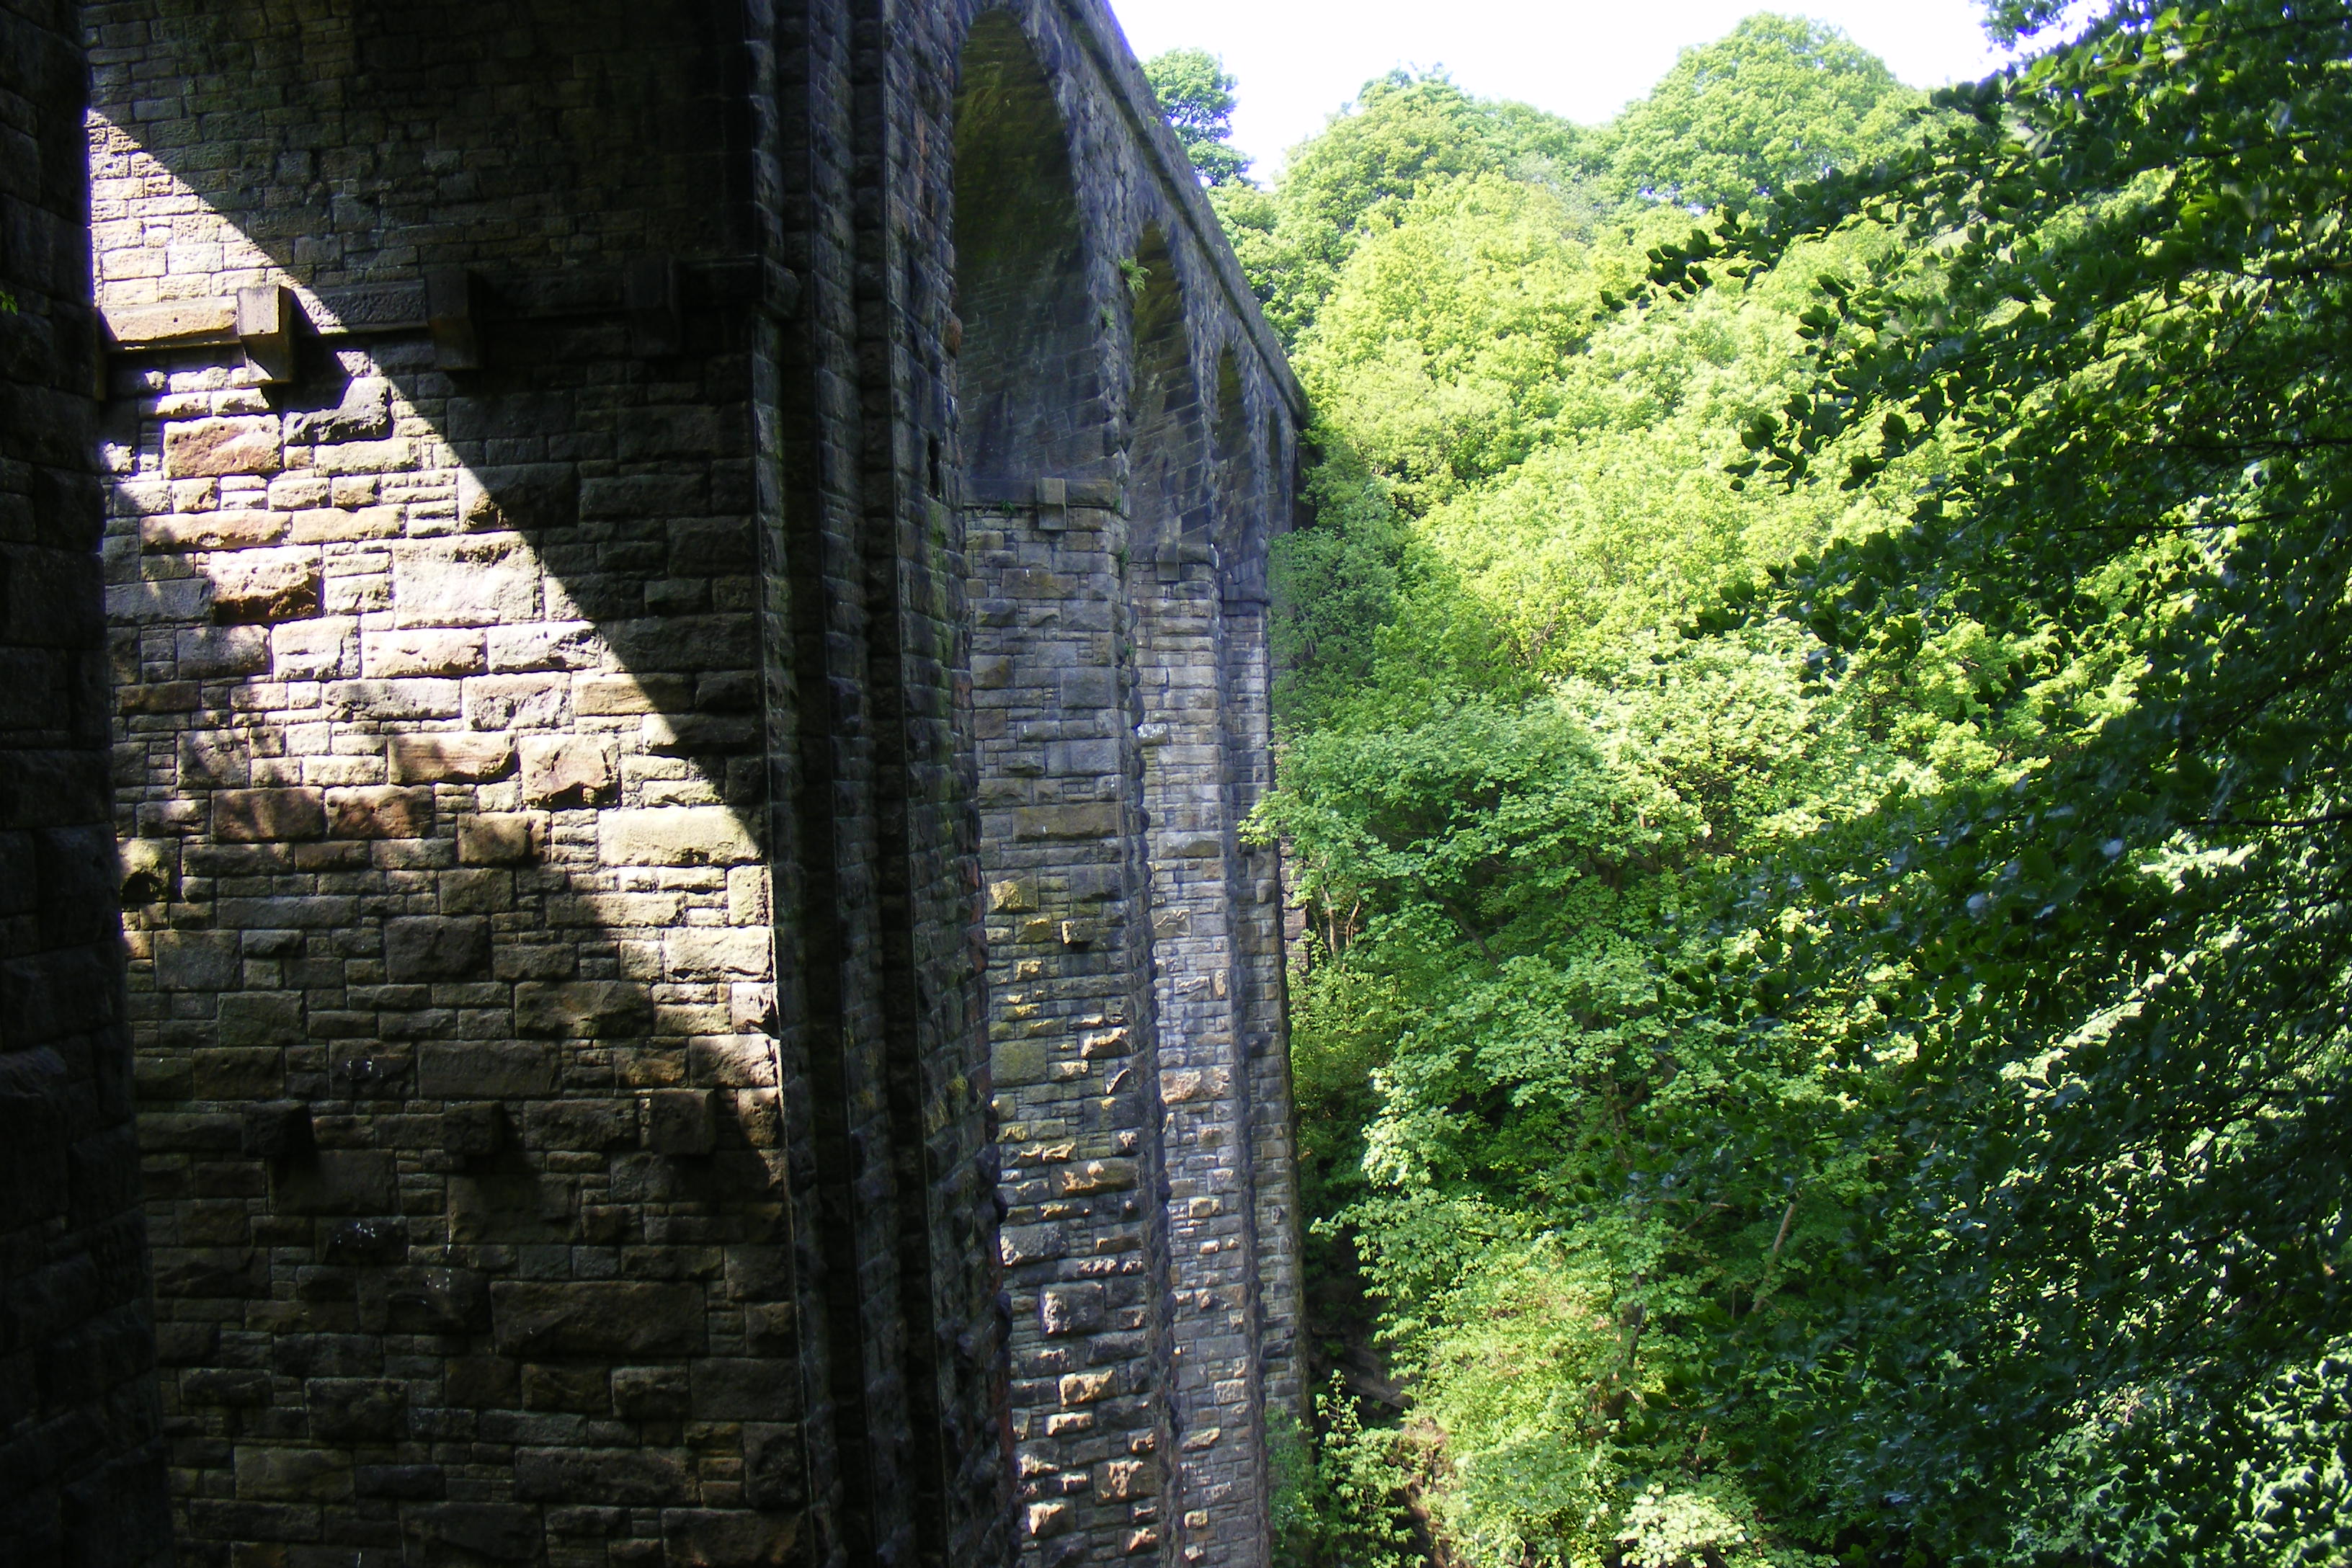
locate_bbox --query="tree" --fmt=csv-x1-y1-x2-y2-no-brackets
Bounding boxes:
1258,3,2352,1561
1605,12,1918,213
1664,0,2352,1555
1221,71,1590,343
1143,47,1250,187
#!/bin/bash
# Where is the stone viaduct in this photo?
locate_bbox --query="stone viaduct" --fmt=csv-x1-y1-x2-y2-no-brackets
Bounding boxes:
0,2,1304,1566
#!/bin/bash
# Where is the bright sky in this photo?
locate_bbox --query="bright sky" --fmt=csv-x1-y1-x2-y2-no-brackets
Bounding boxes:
1105,0,2026,175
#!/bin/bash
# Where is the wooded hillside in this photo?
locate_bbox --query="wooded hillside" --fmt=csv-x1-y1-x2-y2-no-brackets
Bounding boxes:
1151,6,2352,1564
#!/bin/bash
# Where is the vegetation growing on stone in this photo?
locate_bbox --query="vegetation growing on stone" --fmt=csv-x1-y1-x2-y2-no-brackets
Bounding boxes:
1167,4,2352,1564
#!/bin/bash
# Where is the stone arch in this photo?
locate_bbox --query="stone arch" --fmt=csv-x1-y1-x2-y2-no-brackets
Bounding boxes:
1124,224,1212,562
952,9,1105,499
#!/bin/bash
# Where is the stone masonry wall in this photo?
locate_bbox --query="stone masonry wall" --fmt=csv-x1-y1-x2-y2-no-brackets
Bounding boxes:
80,1,1017,1564
0,2,174,1562
0,2,1301,1566
938,6,1305,1567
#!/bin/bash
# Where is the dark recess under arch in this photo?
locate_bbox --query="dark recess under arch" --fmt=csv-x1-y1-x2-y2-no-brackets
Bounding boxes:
952,10,1107,499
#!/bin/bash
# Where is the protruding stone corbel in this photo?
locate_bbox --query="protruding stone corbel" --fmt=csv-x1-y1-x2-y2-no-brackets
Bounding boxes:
1155,536,1217,582
235,283,298,384
425,264,484,370
628,254,682,357
1036,475,1069,532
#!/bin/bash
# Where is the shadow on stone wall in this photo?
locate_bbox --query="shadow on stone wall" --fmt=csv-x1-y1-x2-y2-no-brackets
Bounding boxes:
86,4,848,1562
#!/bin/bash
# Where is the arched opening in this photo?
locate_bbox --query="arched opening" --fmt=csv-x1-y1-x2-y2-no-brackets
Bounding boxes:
952,10,1103,499
1125,225,1211,562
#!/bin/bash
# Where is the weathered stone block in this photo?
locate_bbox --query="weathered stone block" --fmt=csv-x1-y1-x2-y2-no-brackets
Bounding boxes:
209,547,320,623
1013,802,1121,840
515,1448,693,1505
440,1102,509,1158
232,1445,350,1502
660,1509,800,1568
181,1367,271,1407
638,1089,718,1155
399,1502,542,1564
1159,1067,1230,1104
272,1151,398,1215
518,736,616,807
213,788,324,842
1039,1283,1105,1337
165,417,281,478
667,518,756,574
325,678,464,721
456,464,578,530
272,617,357,680
178,625,271,679
574,671,690,715
357,1464,445,1501
1092,1458,1158,1501
418,1043,556,1100
289,504,402,543
688,1358,798,1420
994,1038,1050,1087
438,868,513,914
600,808,760,867
1000,1224,1067,1266
150,1247,265,1298
153,930,240,991
523,1099,638,1152
218,992,302,1047
326,785,434,839
489,1281,706,1357
1053,1158,1136,1195
306,1378,407,1443
390,734,514,784
463,673,566,729
487,620,599,672
313,436,412,474
612,1365,691,1420
1057,1370,1113,1405
195,1049,282,1101
514,980,653,1039
665,929,770,981
741,1423,805,1512
362,628,486,677
457,812,546,865
391,538,539,628
382,916,490,981
286,379,392,445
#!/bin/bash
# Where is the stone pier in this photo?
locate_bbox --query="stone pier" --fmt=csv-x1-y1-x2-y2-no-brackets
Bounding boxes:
0,3,1301,1566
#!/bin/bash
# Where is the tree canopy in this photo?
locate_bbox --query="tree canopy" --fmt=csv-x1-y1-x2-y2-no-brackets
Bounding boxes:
1604,13,1918,212
1182,5,2352,1564
1142,46,1251,187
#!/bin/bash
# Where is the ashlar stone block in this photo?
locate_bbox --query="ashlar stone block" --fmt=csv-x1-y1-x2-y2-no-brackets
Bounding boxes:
164,417,282,478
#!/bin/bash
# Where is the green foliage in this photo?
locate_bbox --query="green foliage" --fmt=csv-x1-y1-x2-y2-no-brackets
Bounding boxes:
1142,47,1251,186
1669,1,2352,1556
1600,14,1920,213
1274,1378,1424,1568
1225,71,1592,344
1244,6,2352,1566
